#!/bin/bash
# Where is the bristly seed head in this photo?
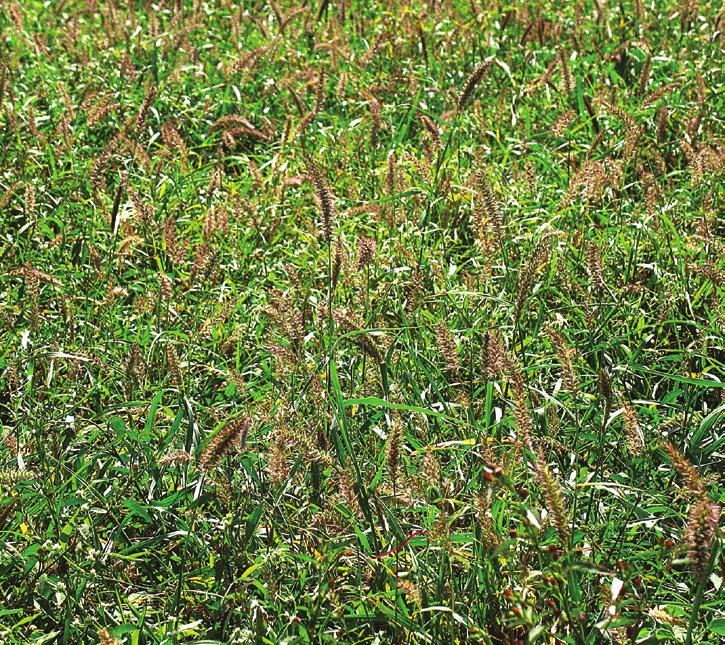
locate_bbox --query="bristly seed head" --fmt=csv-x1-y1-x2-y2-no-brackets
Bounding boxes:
535,457,570,546
598,368,613,404
386,419,403,485
547,326,579,395
686,497,720,584
304,154,336,243
356,237,376,269
457,59,492,111
661,442,705,496
200,418,250,471
435,321,460,375
620,397,644,456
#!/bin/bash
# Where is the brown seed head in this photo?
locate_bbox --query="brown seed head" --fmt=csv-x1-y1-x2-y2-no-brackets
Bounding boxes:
457,59,492,111
386,419,403,484
661,442,705,495
200,418,250,471
305,154,336,243
686,498,720,584
356,237,376,269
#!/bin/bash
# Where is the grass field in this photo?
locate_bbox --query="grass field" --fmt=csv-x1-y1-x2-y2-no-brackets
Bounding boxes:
0,1,723,643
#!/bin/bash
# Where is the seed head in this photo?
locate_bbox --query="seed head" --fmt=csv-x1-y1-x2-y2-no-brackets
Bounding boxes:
598,368,613,404
621,397,644,456
305,154,336,243
200,418,250,471
661,442,705,495
386,419,403,484
356,237,376,269
435,322,460,375
535,458,570,546
547,327,579,394
686,497,720,584
457,59,492,111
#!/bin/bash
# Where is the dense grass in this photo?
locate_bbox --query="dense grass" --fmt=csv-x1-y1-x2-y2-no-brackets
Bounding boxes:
0,1,723,643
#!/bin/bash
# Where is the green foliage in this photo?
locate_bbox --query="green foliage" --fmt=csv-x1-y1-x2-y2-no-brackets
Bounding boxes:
0,1,722,643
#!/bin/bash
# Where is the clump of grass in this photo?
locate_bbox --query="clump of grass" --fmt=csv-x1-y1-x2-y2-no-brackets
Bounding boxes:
0,1,722,643
661,441,721,643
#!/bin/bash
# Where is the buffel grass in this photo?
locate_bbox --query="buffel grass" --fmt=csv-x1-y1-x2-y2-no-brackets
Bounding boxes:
0,1,722,643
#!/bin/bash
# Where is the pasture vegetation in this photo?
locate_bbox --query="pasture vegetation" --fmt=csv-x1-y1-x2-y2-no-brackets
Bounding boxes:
0,0,723,643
